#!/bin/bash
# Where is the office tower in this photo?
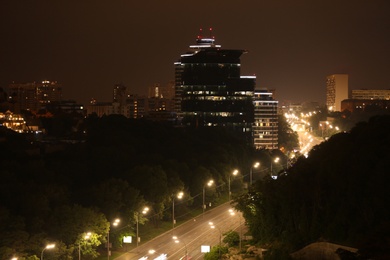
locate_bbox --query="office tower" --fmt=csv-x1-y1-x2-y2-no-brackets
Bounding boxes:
253,90,278,150
326,74,349,112
8,80,62,113
174,29,255,138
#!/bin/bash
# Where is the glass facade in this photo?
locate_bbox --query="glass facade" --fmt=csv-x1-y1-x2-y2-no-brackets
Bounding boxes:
175,36,255,138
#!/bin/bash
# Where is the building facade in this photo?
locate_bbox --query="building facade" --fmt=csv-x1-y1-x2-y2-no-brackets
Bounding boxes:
174,31,255,139
253,90,278,150
8,80,62,113
341,99,390,113
326,74,349,112
351,89,390,100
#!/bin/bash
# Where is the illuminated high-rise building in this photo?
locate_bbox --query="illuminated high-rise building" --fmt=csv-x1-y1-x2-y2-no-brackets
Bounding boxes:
253,90,278,150
8,80,62,113
174,29,255,138
326,74,349,112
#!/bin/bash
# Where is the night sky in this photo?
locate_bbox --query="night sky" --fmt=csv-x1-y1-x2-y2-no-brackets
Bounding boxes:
1,0,389,105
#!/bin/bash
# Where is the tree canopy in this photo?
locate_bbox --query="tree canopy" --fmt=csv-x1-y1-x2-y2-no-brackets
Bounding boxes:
235,115,390,259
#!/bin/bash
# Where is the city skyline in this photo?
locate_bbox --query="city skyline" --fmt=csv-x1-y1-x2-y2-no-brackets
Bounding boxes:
1,0,389,105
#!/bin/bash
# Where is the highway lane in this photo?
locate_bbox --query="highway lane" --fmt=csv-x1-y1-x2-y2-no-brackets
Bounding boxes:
115,202,243,260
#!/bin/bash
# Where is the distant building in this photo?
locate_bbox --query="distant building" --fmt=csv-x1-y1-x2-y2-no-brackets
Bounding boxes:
86,99,113,117
43,100,85,115
341,99,390,113
148,81,175,99
86,84,176,121
8,80,62,113
326,74,348,112
351,89,390,100
174,29,255,140
253,90,278,150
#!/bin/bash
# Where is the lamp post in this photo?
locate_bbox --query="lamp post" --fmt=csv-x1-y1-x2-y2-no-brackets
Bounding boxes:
228,169,238,201
173,192,184,232
79,232,91,260
136,207,149,248
270,157,279,178
173,236,188,260
107,218,120,260
41,244,55,260
229,209,242,251
209,222,222,259
250,162,260,186
203,180,214,217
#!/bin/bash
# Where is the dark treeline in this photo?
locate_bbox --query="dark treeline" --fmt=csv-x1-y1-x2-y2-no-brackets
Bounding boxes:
0,115,253,259
235,114,390,259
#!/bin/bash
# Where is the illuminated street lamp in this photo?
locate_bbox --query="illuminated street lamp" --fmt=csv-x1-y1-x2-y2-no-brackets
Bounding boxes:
229,209,242,251
41,244,55,260
79,232,92,260
107,218,120,260
136,207,149,247
203,180,214,217
250,162,260,186
208,222,222,258
228,169,239,201
172,192,184,232
270,157,279,178
172,236,188,260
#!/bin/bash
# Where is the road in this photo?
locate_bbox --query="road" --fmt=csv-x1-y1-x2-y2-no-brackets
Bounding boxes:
297,130,324,157
114,202,243,260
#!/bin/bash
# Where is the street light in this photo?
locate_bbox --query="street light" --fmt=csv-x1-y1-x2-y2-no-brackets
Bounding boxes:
208,222,222,259
228,169,239,201
41,244,55,260
107,218,120,260
229,209,242,251
79,232,92,260
203,180,214,217
136,207,149,248
173,192,184,232
250,162,260,186
270,157,279,178
172,236,188,260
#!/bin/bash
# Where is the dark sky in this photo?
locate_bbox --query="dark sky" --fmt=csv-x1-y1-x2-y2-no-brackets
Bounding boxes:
1,0,389,105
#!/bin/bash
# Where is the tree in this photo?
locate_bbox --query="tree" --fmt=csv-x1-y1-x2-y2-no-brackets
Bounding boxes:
222,230,239,247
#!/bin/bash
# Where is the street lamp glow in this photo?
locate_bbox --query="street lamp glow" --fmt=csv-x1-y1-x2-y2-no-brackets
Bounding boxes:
79,232,92,260
203,180,214,217
250,162,260,186
173,191,184,232
208,221,222,258
229,169,239,201
142,207,149,214
41,244,55,260
136,207,149,247
172,236,188,259
229,209,242,251
113,218,120,226
108,219,120,260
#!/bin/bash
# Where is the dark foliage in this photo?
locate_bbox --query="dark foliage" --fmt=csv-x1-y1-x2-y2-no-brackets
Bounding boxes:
235,115,390,259
0,116,253,259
